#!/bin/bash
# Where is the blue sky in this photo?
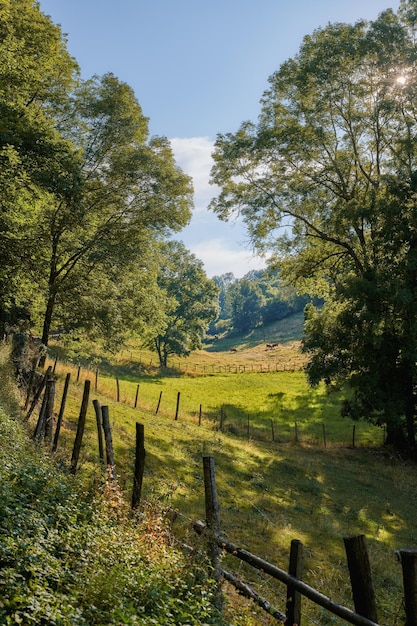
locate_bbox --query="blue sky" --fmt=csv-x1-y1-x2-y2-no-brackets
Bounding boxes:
39,0,400,277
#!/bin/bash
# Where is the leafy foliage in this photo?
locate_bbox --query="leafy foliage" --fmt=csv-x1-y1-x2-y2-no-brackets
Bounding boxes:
209,2,417,451
211,271,310,335
0,3,193,357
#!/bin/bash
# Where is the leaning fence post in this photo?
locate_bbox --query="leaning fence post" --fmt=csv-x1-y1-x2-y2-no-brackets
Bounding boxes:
25,366,52,421
286,539,303,626
44,377,56,443
70,380,90,474
134,384,140,408
24,357,39,410
343,534,378,622
174,391,180,420
52,372,70,452
131,422,145,510
203,456,223,610
155,390,162,414
399,548,417,625
92,399,105,465
101,405,116,480
33,381,49,440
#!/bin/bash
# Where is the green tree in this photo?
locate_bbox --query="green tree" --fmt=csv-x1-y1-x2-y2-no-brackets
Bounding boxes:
150,241,219,368
0,0,79,330
212,272,236,319
52,245,166,355
34,72,193,354
0,3,193,353
228,279,265,334
210,3,417,451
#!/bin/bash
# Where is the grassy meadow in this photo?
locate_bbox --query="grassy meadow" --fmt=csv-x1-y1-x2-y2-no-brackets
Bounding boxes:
35,318,417,625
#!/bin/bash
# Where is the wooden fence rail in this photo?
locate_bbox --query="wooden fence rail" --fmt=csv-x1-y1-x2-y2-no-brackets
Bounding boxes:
193,455,415,626
194,519,380,626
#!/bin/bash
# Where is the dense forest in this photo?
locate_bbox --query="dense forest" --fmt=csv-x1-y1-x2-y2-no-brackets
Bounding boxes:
210,270,311,336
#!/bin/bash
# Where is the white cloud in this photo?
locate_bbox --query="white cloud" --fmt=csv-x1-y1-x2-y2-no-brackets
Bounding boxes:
170,136,218,211
170,136,267,278
188,238,266,279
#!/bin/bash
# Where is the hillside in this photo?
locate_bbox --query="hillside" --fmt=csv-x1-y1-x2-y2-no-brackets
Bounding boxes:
37,326,417,625
4,322,417,625
0,346,250,626
205,311,306,352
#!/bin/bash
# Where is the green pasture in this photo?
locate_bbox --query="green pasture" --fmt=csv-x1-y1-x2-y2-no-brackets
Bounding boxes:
50,356,383,449
39,356,414,625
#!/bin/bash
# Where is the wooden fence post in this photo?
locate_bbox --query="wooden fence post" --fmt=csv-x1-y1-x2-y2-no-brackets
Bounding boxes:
286,539,303,626
322,423,327,448
33,381,49,440
156,391,162,414
352,425,356,449
101,405,116,479
95,368,98,392
343,535,378,622
175,391,180,420
203,456,222,610
399,548,417,626
116,376,120,402
131,422,145,510
76,365,81,382
134,384,140,408
199,404,202,426
92,399,105,465
52,372,70,452
44,377,56,443
70,380,90,474
24,357,39,410
25,366,52,422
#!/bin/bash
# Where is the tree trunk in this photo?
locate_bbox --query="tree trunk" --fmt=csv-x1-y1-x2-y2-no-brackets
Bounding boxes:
154,338,164,368
385,418,407,449
39,290,56,368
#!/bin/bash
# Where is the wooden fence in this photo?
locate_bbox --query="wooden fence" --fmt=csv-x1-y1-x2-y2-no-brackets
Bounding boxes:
196,456,386,626
24,368,417,625
45,357,383,449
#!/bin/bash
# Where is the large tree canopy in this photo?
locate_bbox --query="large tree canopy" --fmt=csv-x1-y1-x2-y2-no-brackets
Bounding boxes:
35,72,193,351
0,0,80,327
0,2,194,356
209,1,417,451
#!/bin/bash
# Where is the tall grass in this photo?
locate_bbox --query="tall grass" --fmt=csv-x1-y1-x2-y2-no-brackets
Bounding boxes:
39,349,415,625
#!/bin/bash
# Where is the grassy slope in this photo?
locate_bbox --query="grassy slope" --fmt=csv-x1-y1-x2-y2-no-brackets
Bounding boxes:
1,347,242,626
41,314,417,625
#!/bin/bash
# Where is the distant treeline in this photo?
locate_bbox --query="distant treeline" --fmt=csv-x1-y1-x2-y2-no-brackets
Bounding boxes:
209,270,319,335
